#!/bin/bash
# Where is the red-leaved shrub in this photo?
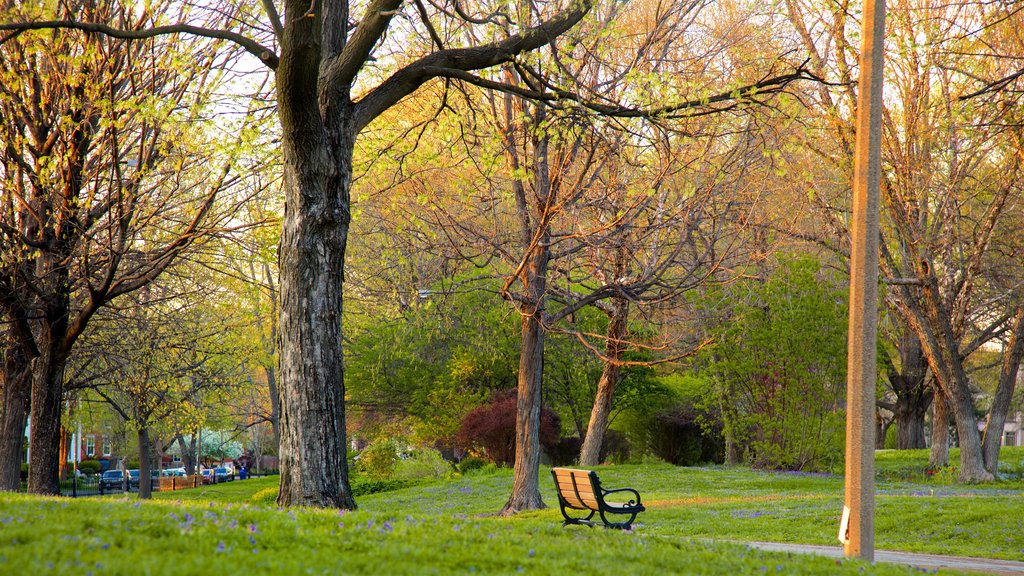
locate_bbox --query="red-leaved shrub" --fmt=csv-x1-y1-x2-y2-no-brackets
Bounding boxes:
455,390,560,465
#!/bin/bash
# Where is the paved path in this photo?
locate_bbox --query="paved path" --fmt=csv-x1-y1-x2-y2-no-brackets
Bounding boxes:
743,541,1024,575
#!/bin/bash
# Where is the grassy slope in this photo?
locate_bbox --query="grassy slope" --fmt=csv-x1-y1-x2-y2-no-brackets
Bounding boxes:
1,449,1022,574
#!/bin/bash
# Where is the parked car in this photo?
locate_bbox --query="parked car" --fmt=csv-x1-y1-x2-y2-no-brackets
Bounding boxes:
161,468,187,477
99,470,125,491
213,467,234,483
127,469,140,489
200,468,214,485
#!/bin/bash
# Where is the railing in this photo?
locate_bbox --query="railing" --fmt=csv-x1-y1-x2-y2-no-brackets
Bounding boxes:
55,470,274,497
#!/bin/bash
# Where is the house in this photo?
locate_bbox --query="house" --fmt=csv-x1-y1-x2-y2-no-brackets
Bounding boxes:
1000,412,1022,447
63,428,121,472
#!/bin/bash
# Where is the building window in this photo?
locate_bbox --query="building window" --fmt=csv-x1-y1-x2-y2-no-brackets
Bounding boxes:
102,438,112,457
1005,431,1016,447
85,436,95,457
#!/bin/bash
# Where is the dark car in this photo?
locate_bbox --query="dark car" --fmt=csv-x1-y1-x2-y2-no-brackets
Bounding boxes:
213,467,234,483
127,469,140,489
100,470,125,491
200,468,214,485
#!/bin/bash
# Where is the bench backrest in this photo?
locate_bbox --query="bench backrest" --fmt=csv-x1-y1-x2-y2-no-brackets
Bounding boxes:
552,467,601,511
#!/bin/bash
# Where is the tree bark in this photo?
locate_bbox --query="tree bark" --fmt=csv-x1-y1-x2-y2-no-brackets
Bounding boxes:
137,427,153,499
929,385,949,468
27,324,68,495
909,270,992,481
0,335,32,491
886,328,930,449
176,435,196,475
500,300,548,514
895,401,928,450
579,297,629,466
500,240,551,515
946,373,990,482
274,25,356,506
981,306,1024,475
265,363,281,449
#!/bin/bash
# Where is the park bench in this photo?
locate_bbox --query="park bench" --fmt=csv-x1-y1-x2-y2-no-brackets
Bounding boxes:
550,467,645,529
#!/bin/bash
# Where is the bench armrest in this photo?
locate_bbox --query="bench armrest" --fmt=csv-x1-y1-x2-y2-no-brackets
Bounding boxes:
601,486,642,507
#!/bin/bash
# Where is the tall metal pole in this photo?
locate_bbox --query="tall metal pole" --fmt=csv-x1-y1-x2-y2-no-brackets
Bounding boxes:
844,0,886,562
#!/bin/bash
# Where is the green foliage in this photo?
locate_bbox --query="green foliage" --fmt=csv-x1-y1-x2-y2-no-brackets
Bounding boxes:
345,279,519,445
350,477,419,496
393,449,454,481
884,425,898,449
250,486,278,506
77,460,102,475
456,457,489,475
356,438,400,480
702,256,848,472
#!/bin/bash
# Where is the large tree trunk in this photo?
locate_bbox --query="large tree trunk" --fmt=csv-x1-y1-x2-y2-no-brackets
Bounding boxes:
137,427,153,499
579,297,629,466
0,336,32,491
895,401,928,450
274,53,356,507
27,328,68,495
929,385,949,468
981,307,1024,475
500,244,550,515
942,366,991,481
887,329,930,449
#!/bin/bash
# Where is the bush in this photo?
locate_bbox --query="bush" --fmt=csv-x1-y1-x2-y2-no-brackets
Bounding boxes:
547,436,581,466
250,487,278,506
356,438,400,480
600,429,632,464
394,449,453,481
455,390,560,466
78,459,102,475
651,403,724,466
457,457,489,475
703,256,848,472
351,476,417,496
20,463,28,482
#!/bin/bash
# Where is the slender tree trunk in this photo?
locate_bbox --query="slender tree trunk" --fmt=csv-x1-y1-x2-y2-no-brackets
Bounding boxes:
929,386,949,468
27,328,67,495
265,364,281,448
500,245,550,515
981,307,1024,475
137,427,153,499
0,336,31,491
579,298,629,466
875,415,890,449
176,435,196,475
274,100,355,508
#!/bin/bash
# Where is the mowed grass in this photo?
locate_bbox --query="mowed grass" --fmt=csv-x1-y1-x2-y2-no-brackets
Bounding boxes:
1,449,1022,574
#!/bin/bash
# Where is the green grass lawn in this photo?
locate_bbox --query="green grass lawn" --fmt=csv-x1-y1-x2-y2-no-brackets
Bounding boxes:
2,449,1022,574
